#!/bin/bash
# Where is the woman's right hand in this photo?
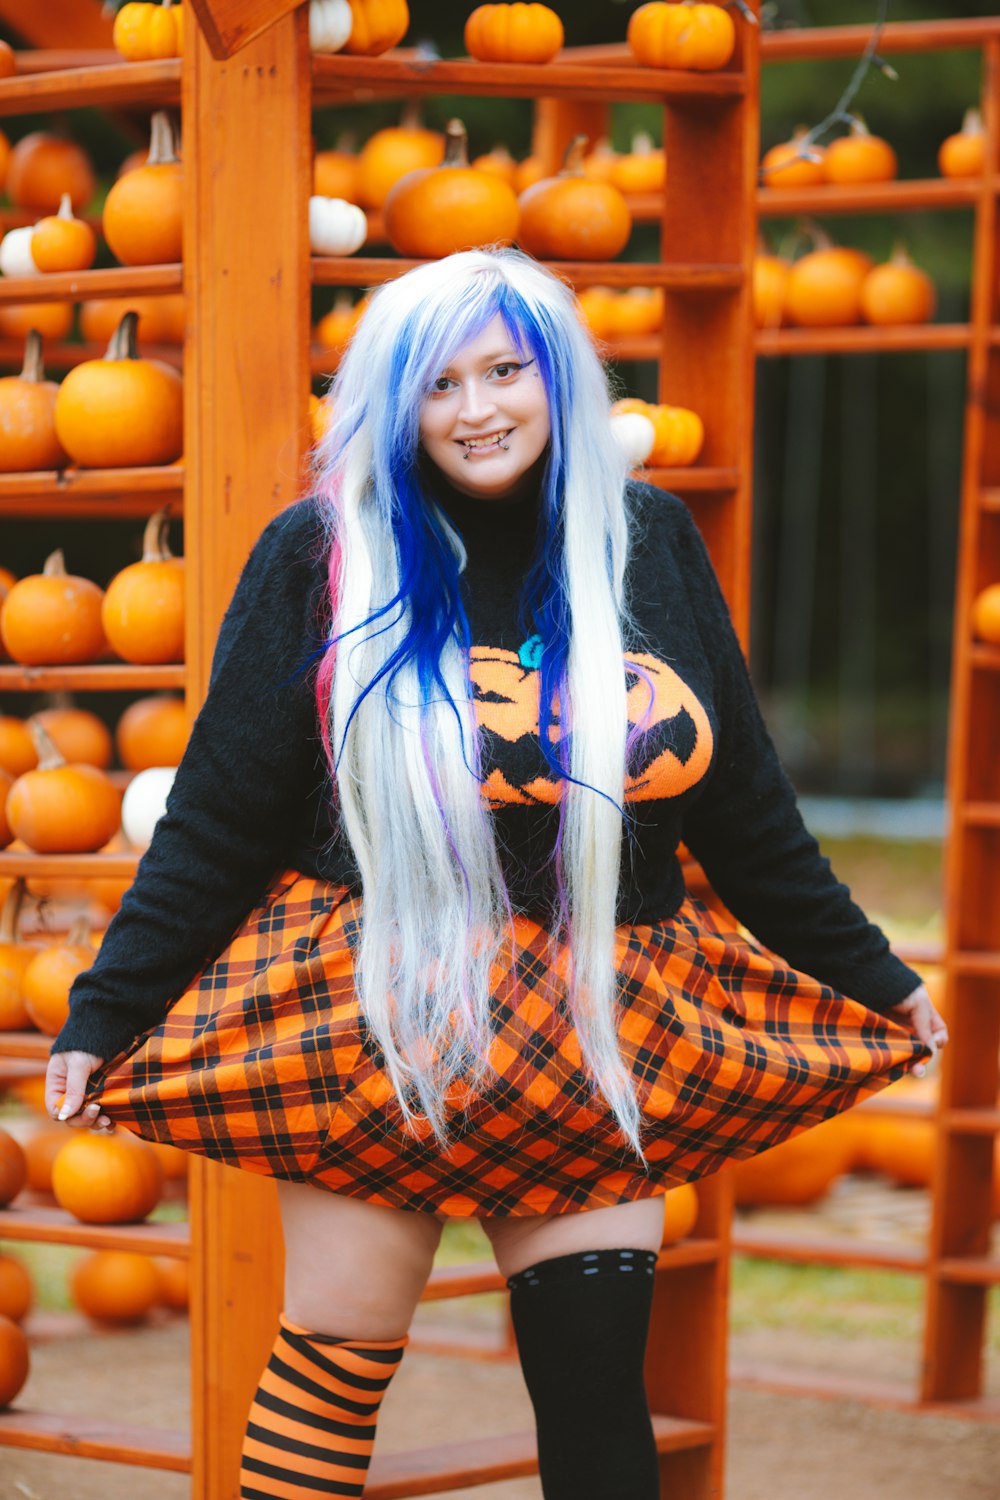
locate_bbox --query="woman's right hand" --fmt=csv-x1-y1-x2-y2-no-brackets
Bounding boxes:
45,1050,113,1131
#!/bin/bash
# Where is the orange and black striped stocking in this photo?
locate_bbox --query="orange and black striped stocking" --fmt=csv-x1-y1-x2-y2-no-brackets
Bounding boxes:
239,1313,407,1499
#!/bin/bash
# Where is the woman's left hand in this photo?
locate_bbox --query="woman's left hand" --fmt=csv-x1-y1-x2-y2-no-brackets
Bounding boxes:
888,983,949,1077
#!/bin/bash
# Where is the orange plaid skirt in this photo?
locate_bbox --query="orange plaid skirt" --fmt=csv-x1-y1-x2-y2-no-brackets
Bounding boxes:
88,870,927,1216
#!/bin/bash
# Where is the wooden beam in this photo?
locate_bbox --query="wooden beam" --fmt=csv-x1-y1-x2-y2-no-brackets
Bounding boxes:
186,0,301,60
0,0,112,49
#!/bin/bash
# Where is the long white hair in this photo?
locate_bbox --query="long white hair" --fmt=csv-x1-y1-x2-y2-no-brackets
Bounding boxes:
312,248,645,1156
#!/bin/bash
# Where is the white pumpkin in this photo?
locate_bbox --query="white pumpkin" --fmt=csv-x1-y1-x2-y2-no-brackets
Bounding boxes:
0,226,39,278
610,411,656,466
121,767,176,852
309,196,368,256
309,0,353,52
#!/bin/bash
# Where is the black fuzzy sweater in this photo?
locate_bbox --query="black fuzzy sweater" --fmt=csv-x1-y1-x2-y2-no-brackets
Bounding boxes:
51,483,921,1062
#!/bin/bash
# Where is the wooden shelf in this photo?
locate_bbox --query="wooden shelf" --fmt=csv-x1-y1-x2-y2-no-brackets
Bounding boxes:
0,663,185,692
732,1226,926,1274
952,951,1000,976
961,802,1000,828
0,850,140,881
312,257,743,291
0,1030,53,1061
981,488,1000,512
760,17,1000,60
971,642,1000,670
0,265,182,307
758,177,987,218
0,56,180,117
364,1414,714,1498
0,466,183,521
312,50,745,106
0,1409,190,1472
0,1201,189,1256
941,1107,1000,1135
936,1257,1000,1287
421,1241,720,1303
0,341,183,375
756,324,973,357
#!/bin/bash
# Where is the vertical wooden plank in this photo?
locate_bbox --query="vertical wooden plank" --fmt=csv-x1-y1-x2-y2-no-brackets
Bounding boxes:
531,98,608,174
0,0,112,47
922,36,1000,1405
182,8,311,1495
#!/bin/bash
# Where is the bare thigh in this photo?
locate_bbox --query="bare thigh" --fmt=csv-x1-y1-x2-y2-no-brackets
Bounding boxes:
479,1195,665,1279
277,1180,446,1341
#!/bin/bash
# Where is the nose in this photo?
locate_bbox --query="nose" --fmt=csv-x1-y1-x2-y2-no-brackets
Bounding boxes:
458,378,497,426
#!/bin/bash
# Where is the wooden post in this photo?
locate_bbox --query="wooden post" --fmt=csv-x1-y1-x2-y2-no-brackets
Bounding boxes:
182,8,312,1494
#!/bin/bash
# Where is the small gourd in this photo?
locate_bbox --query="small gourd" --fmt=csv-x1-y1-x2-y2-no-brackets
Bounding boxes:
309,196,368,256
5,132,96,213
609,133,666,195
315,134,361,200
784,227,873,328
611,286,664,337
115,694,188,771
464,3,564,64
31,193,97,273
52,1132,164,1225
647,403,704,467
357,105,444,209
22,915,95,1037
0,883,37,1032
113,0,184,60
518,135,631,261
0,1314,29,1407
122,766,177,850
0,548,105,666
860,244,935,327
315,291,366,358
753,251,791,329
30,703,113,769
72,1250,162,1324
760,127,826,189
102,508,185,665
471,145,518,185
972,583,1000,644
0,301,73,341
0,41,14,78
384,118,520,259
938,108,986,179
55,310,184,468
343,0,409,55
627,1,736,72
102,111,182,266
309,0,353,51
0,331,69,473
824,117,897,185
610,410,656,466
6,723,122,855
0,227,38,279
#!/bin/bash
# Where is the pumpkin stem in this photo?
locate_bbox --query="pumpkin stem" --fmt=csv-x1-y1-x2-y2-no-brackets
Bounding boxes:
890,240,914,267
19,328,46,384
147,110,180,168
630,131,656,156
442,119,469,169
962,106,984,136
28,719,66,772
55,192,74,222
561,135,589,176
847,113,871,138
796,216,832,252
41,548,68,579
399,100,426,134
142,506,173,563
105,309,140,363
0,879,26,947
67,913,92,947
334,130,357,153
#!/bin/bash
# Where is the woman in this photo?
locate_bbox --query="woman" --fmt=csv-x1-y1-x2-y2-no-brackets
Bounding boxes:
46,248,947,1500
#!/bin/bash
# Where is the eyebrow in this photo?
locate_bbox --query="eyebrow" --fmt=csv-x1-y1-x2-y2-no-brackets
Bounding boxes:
438,351,521,373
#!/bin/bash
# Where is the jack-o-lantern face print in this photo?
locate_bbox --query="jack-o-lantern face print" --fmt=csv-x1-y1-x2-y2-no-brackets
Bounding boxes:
468,647,714,808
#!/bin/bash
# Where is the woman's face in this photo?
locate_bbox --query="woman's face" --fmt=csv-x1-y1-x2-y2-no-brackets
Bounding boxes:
418,312,551,502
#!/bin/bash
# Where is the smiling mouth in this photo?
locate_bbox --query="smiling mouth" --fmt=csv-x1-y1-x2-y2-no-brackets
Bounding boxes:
457,429,512,453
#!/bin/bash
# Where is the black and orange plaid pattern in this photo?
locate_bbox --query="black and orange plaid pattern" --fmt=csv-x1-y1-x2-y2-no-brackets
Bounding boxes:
89,871,927,1215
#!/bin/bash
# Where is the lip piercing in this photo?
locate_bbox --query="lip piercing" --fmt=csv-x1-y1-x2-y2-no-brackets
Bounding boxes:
462,438,510,459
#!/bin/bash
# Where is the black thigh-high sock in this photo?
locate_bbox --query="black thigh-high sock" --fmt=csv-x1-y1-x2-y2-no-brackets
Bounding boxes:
506,1247,660,1500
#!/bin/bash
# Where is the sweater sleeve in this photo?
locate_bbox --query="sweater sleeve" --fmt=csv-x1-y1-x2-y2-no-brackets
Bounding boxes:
673,502,922,1014
50,499,330,1061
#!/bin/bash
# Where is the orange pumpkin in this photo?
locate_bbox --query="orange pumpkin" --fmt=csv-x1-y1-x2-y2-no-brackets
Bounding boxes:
116,694,188,770
471,145,518,185
610,287,664,337
343,0,409,55
0,883,37,1033
582,137,619,182
609,132,666,195
0,330,68,474
29,705,113,770
102,508,185,665
22,1122,72,1193
760,127,826,188
513,154,545,193
156,1255,190,1310
52,1131,164,1224
22,915,95,1037
647,403,704,467
0,300,73,341
518,135,631,261
0,1255,32,1324
0,718,36,777
55,310,184,468
384,118,520,259
5,1075,47,1114
81,294,185,348
627,1,736,72
315,291,367,361
0,1314,29,1407
30,192,97,273
753,252,791,329
113,0,184,60
464,3,563,64
785,241,873,327
577,285,620,341
0,129,10,190
357,106,444,209
858,1116,935,1188
733,1115,857,1206
661,1182,698,1244
315,137,361,202
6,132,96,213
0,769,13,848
147,1139,190,1182
71,1249,161,1322
938,107,986,179
0,1127,27,1204
309,392,334,447
824,117,897,185
861,245,935,326
6,722,122,855
0,549,106,666
972,583,1000,644
91,832,135,917
102,111,182,266
0,41,14,79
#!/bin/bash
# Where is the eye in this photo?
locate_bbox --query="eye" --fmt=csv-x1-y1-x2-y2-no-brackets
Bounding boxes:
490,361,522,379
430,375,455,394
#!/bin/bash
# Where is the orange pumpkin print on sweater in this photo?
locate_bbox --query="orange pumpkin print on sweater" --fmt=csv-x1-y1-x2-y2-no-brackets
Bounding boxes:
469,646,714,807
